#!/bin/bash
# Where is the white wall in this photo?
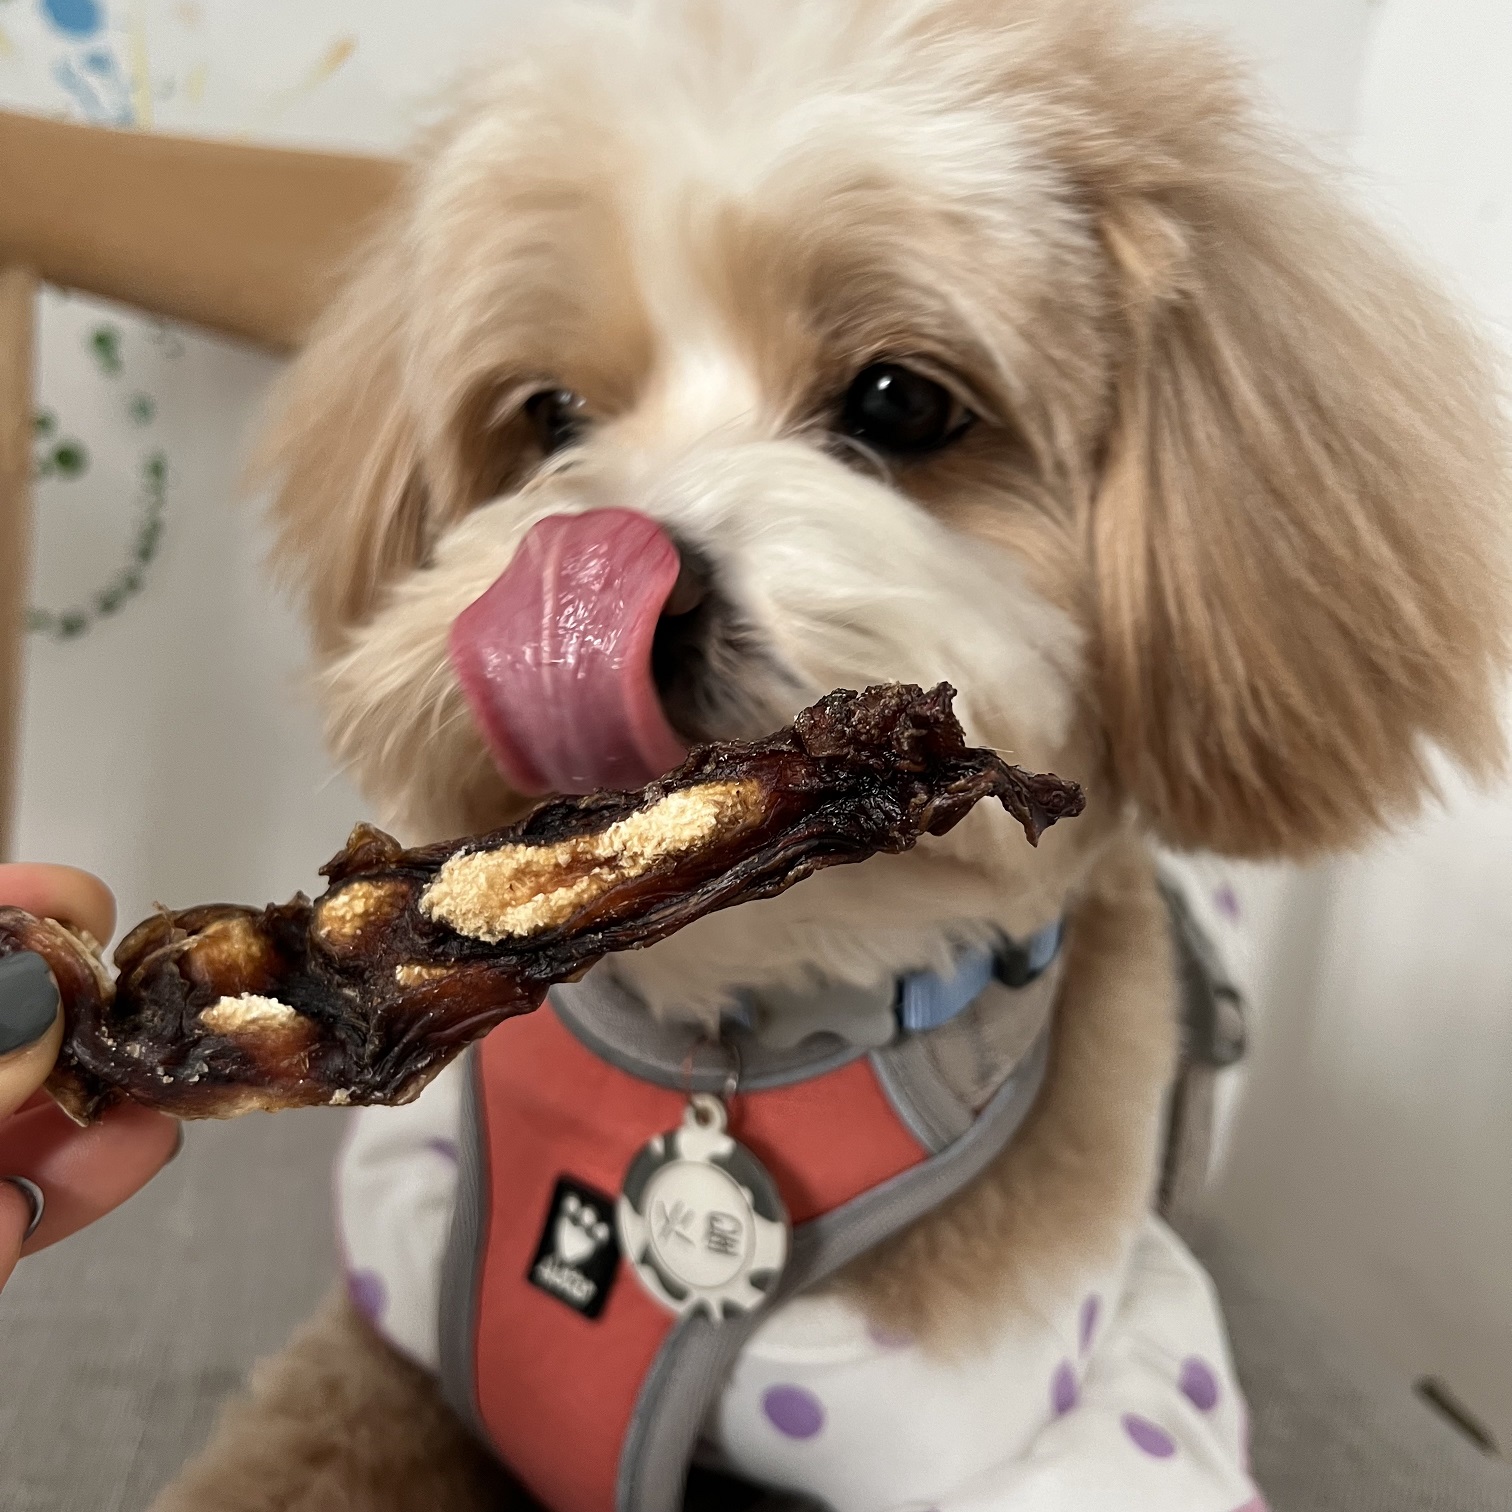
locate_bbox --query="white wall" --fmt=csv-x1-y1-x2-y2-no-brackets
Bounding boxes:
2,0,533,935
6,0,1509,1452
1155,0,1512,1453
1158,0,1375,143
1208,0,1512,1451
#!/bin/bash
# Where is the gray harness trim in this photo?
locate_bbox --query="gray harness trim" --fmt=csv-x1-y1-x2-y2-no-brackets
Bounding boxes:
551,949,1061,1141
870,959,1063,1153
868,1032,975,1152
617,1029,1051,1512
552,972,869,1092
438,1052,491,1441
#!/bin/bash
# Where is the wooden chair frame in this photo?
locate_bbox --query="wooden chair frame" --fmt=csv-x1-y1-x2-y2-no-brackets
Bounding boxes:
0,110,400,858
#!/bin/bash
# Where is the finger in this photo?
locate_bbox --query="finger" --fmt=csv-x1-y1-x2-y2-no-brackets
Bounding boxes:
0,863,116,944
0,1179,32,1287
0,1098,179,1254
0,953,65,1121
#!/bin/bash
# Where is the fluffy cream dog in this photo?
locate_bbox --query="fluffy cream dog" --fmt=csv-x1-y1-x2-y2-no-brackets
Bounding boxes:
154,1,1507,1508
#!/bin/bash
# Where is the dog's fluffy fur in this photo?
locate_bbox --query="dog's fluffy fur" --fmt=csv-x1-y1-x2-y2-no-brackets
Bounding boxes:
151,1291,521,1512
158,0,1509,1505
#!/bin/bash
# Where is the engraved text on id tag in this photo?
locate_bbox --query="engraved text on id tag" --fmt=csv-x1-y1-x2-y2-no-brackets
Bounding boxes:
617,1094,789,1320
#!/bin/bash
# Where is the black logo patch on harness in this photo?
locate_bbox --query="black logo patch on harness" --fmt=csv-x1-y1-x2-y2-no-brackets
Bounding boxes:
528,1177,620,1319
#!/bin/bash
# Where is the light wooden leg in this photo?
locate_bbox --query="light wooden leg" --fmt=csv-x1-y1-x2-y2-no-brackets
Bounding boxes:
0,266,37,862
0,109,397,350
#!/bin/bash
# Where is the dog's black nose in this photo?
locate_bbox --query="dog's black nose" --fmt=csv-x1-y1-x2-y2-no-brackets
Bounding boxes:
651,540,733,740
662,553,710,618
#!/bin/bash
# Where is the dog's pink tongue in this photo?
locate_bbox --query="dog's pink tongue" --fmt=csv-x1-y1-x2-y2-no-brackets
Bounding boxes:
449,509,688,796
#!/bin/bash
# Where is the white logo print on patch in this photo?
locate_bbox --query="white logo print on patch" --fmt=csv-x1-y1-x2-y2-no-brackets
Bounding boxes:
554,1192,610,1267
528,1177,621,1319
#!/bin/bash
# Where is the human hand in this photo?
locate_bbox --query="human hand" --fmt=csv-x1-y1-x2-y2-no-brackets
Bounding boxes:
0,864,179,1289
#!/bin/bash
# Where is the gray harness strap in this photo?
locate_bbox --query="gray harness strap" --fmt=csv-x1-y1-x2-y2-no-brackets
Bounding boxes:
438,1057,493,1446
617,1030,1051,1512
1157,880,1247,1224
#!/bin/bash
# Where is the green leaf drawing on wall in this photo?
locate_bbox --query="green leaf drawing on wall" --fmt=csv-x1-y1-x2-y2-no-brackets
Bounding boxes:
29,304,179,642
89,323,123,376
28,448,170,641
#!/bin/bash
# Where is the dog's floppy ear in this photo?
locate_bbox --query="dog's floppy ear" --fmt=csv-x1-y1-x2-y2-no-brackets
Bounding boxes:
1089,111,1509,857
252,231,431,654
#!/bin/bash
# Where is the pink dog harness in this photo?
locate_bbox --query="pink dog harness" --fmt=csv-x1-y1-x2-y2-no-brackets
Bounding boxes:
435,947,1058,1512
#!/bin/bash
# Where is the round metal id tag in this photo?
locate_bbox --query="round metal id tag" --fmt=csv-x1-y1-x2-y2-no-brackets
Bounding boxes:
616,1094,789,1320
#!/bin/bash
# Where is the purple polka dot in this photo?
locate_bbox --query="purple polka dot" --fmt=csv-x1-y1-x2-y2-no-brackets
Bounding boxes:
867,1321,912,1350
1079,1294,1101,1354
426,1136,460,1163
346,1268,387,1324
762,1385,826,1440
1179,1356,1220,1412
1122,1413,1177,1458
1214,885,1241,922
1051,1360,1079,1416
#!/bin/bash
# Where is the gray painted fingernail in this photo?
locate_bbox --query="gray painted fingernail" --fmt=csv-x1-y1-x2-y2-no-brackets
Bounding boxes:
0,953,60,1055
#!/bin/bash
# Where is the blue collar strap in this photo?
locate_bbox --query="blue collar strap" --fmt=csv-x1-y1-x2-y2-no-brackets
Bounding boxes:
896,919,1064,1035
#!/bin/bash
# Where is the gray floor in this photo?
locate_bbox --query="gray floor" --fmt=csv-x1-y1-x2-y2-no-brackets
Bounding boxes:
0,1108,347,1512
1,1111,1508,1511
1188,1218,1512,1511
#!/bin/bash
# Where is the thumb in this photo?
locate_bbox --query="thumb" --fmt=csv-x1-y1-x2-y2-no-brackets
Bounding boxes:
0,952,64,1122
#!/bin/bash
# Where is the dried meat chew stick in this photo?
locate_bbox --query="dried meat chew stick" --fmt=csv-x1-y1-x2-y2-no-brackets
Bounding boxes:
0,683,1082,1126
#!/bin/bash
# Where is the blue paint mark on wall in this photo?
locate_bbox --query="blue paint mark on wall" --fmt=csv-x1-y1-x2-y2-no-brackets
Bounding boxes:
40,0,131,125
52,52,131,124
40,0,104,38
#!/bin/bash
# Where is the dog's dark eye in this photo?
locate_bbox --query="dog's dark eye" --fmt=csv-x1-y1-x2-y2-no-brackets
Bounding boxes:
838,363,972,455
525,388,590,455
